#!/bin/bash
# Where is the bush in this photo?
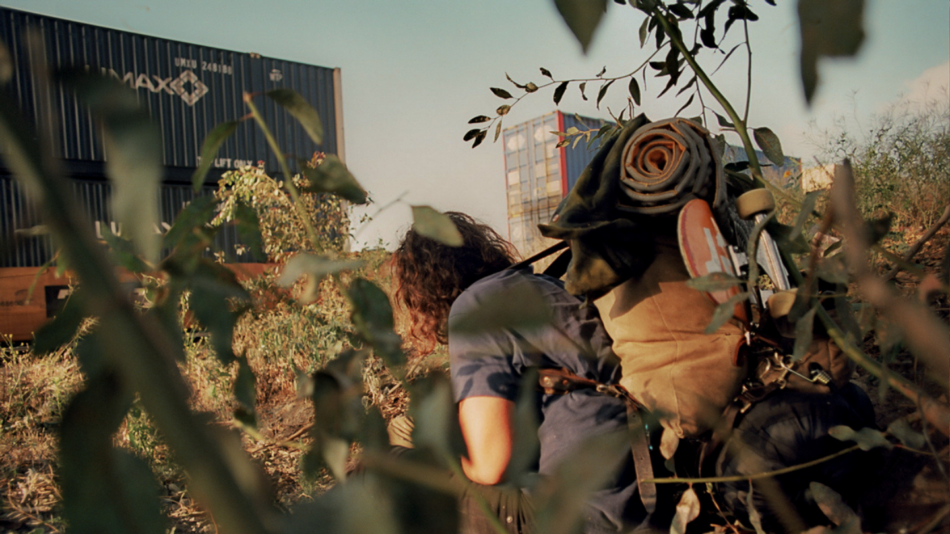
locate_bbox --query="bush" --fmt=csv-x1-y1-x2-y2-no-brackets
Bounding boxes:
812,95,950,229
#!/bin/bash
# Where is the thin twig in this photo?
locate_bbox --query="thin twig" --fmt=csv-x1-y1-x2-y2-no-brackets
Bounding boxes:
643,445,861,484
742,18,752,124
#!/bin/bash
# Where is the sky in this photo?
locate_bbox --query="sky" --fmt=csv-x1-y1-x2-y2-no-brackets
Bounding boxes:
0,0,947,250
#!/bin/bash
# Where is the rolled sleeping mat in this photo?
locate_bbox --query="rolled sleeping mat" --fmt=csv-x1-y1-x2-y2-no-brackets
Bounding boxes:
618,118,725,215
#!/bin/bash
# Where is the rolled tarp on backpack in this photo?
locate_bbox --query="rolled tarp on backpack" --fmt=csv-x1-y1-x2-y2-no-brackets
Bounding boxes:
539,116,725,296
618,118,725,215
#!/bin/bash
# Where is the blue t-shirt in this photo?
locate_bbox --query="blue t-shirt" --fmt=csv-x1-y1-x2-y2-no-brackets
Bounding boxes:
448,268,646,533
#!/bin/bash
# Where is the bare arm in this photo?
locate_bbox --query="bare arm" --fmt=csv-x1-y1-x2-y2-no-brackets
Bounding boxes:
458,396,515,485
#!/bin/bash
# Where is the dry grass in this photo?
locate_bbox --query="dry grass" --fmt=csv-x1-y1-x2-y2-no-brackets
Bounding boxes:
0,346,78,532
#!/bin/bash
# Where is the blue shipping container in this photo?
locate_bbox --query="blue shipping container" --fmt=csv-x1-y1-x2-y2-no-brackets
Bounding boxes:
502,111,605,257
0,6,344,182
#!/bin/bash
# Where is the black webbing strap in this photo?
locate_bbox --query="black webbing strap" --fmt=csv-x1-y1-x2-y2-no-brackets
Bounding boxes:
537,368,656,514
507,241,568,272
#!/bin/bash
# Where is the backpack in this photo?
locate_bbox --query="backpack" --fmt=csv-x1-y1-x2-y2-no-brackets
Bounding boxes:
536,116,854,454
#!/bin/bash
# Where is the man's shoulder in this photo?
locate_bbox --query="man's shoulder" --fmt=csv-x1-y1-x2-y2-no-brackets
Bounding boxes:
451,268,572,316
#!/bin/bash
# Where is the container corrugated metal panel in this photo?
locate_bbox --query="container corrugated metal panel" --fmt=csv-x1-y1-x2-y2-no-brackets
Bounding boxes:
0,176,260,268
559,111,607,192
502,112,562,257
0,6,340,181
502,111,605,258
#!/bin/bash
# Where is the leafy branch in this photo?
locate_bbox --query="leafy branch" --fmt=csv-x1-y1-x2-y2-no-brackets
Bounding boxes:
464,48,662,148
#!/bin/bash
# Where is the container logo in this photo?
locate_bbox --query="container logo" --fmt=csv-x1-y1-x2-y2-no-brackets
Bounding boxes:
100,67,209,106
169,70,209,106
269,69,283,82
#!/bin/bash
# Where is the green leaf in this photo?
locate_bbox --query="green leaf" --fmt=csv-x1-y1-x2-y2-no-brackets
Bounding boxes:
278,254,363,303
231,200,264,259
407,375,456,457
266,88,324,144
188,261,249,364
74,330,109,380
638,16,650,48
34,289,86,355
496,104,511,116
62,71,162,263
578,81,588,101
553,0,608,53
554,81,569,105
525,82,539,93
233,355,258,427
886,419,927,449
303,372,349,481
701,26,717,48
505,73,526,89
817,255,849,284
277,254,364,287
790,191,820,242
863,213,892,245
705,292,750,335
100,223,150,273
192,121,239,190
471,130,487,148
669,3,694,19
348,278,404,369
596,79,614,109
792,306,817,361
162,195,218,253
411,205,464,247
449,280,553,336
490,87,513,99
505,369,540,485
468,115,492,124
286,476,403,534
798,0,865,104
463,128,481,141
767,220,811,255
685,272,744,292
540,67,554,78
628,77,641,105
315,350,369,456
61,372,165,534
753,127,785,165
494,121,503,142
829,425,892,451
299,154,368,204
715,112,734,128
674,94,695,117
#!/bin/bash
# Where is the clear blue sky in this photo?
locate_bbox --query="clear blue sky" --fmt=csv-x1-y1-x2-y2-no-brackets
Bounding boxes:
1,0,947,250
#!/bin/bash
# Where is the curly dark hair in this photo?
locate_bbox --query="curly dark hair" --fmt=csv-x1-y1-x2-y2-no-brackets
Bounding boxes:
391,212,517,353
